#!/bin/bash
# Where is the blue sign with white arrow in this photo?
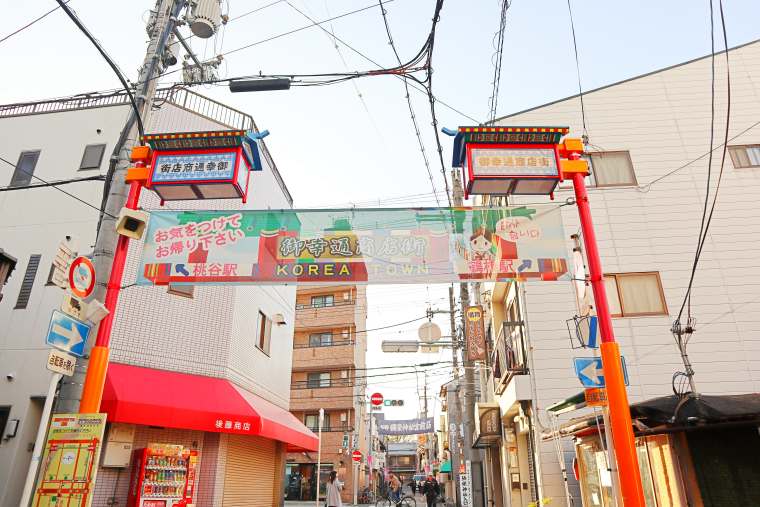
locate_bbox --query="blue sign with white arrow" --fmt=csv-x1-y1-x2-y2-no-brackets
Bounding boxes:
573,356,629,388
46,310,92,357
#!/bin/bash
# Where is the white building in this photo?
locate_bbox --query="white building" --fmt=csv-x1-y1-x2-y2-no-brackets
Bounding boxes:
0,88,315,507
479,39,760,506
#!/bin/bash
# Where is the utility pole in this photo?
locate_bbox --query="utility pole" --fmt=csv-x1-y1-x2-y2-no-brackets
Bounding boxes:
451,169,484,507
57,0,184,413
447,285,462,507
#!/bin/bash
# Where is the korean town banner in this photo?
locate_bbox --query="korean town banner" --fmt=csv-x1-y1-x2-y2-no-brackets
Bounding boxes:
377,417,435,436
136,206,569,286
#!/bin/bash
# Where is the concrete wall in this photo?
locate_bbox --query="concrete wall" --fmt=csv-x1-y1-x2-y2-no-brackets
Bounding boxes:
492,40,760,504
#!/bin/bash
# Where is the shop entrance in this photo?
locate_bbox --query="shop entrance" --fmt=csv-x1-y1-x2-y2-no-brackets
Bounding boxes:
285,463,334,501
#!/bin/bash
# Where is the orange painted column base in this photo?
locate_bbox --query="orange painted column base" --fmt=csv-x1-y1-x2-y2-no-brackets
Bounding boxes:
600,341,645,506
79,345,109,413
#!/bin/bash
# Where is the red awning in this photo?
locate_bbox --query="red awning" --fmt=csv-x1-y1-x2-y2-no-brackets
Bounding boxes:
101,363,318,451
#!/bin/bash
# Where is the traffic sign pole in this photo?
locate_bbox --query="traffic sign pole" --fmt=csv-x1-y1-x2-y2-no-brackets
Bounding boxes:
570,168,645,506
79,179,143,413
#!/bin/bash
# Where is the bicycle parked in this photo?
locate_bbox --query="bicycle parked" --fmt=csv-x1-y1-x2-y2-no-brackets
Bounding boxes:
375,491,416,507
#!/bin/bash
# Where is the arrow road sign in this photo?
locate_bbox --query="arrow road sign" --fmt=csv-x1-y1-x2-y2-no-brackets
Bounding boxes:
573,356,629,388
46,310,92,357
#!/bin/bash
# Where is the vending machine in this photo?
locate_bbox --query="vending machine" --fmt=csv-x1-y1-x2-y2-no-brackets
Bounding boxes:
127,443,200,507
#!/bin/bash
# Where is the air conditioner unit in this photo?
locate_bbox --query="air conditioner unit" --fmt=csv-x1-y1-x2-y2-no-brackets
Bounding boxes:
341,412,347,422
342,329,349,338
341,371,348,379
343,292,350,300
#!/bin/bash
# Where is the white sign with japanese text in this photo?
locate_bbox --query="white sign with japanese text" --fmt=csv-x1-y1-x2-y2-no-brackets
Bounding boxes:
47,348,77,376
459,460,473,507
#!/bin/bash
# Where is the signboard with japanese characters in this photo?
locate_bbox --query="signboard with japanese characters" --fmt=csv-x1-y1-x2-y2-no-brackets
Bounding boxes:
47,349,77,377
470,147,559,177
377,417,434,436
136,207,569,286
465,305,487,361
460,460,473,507
152,151,237,183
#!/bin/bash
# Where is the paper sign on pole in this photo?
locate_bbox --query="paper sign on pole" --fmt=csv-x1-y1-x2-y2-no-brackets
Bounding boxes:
32,413,106,507
465,305,487,361
46,349,77,377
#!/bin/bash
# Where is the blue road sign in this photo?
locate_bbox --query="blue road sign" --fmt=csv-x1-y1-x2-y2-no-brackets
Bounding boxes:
46,310,92,357
573,356,629,388
586,316,598,349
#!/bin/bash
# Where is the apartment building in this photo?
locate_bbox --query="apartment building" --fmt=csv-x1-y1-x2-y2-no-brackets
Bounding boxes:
0,88,316,507
476,39,760,506
285,285,368,503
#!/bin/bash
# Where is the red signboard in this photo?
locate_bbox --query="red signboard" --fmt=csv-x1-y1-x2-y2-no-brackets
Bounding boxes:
352,450,362,463
370,393,384,406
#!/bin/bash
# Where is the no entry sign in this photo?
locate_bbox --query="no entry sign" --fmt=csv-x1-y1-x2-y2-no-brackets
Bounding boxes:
352,450,362,463
370,393,384,406
68,256,96,299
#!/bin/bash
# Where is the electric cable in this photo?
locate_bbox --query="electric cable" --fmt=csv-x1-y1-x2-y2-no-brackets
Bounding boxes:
565,0,588,140
0,173,105,192
378,0,440,207
0,2,69,45
0,155,116,218
487,0,511,124
54,0,145,139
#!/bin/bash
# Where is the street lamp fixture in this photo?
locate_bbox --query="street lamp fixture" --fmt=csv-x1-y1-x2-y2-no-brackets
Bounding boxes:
229,78,292,93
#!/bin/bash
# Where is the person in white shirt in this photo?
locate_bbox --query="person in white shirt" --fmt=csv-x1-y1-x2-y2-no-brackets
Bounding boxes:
325,470,343,507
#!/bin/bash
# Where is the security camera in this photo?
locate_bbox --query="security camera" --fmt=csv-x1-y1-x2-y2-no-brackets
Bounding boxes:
6,373,15,381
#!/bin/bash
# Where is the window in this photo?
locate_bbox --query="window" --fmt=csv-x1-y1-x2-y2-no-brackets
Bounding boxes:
305,413,330,430
0,249,17,303
9,151,40,187
0,406,10,441
311,295,334,308
604,272,667,317
309,332,333,347
256,310,272,354
14,254,41,309
588,151,637,187
79,144,107,170
728,145,760,168
307,372,331,388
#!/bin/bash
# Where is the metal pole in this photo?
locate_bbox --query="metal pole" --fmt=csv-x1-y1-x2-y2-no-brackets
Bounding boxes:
448,285,462,507
570,170,645,506
353,462,359,506
56,0,183,414
19,373,62,507
601,407,621,506
315,407,323,507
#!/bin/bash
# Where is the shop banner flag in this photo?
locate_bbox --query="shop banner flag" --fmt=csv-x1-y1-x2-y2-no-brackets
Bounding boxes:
136,206,569,286
377,417,434,435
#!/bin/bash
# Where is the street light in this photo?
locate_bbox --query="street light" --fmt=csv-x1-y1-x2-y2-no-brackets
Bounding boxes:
229,78,292,93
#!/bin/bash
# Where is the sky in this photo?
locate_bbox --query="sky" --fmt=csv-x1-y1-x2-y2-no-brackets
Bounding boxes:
2,0,759,420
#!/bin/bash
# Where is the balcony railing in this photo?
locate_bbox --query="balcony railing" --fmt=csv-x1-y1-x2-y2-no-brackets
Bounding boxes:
291,378,354,389
305,424,355,433
293,339,354,349
491,320,528,394
295,299,355,310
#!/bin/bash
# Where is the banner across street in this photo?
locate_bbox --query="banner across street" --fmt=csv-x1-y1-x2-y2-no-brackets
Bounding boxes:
137,206,569,286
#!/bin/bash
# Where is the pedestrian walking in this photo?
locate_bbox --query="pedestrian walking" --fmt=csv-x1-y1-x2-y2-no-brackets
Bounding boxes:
421,474,440,507
410,478,417,496
325,470,343,507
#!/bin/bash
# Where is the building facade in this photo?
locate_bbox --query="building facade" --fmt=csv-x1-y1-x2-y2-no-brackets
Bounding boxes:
477,39,760,506
285,284,368,503
0,88,316,507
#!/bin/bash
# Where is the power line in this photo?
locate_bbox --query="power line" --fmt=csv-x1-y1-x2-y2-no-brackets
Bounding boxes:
0,2,68,45
0,174,105,192
565,0,588,140
54,0,145,138
0,155,116,218
378,0,440,207
487,0,511,124
296,315,427,333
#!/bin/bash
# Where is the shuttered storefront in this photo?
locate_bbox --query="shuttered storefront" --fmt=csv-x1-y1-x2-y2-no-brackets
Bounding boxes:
223,434,278,507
